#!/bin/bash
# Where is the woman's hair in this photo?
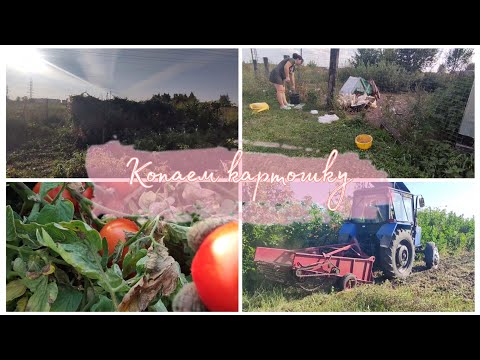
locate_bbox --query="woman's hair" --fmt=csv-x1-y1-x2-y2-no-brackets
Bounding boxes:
292,53,304,62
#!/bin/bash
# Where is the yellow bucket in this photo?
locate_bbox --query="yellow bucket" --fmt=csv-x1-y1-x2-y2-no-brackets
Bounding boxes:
249,102,270,113
355,134,373,150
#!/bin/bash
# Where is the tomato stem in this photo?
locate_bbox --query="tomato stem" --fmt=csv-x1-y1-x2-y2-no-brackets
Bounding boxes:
51,183,68,205
10,182,49,206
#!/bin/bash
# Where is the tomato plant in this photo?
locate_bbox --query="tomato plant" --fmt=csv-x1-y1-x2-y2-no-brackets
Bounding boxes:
191,221,238,312
100,218,139,260
34,182,94,212
33,183,76,204
7,181,237,312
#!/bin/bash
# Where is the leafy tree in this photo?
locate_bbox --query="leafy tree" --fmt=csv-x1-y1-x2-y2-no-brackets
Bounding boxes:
382,49,397,63
219,94,232,107
351,49,383,67
444,48,474,73
352,49,439,72
393,49,438,72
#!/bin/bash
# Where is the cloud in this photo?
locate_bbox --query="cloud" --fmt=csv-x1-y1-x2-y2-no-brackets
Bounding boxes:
125,62,206,99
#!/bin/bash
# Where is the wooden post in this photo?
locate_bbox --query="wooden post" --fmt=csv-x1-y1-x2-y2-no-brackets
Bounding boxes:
327,49,340,109
251,49,258,77
263,57,269,77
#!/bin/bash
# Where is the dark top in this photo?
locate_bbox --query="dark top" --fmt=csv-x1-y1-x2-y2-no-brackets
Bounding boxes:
275,58,295,79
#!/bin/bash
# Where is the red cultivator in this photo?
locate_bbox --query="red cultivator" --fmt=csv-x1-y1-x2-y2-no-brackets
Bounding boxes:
254,242,375,291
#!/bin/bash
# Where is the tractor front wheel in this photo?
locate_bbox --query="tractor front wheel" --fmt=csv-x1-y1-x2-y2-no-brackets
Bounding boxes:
425,242,440,270
380,229,415,279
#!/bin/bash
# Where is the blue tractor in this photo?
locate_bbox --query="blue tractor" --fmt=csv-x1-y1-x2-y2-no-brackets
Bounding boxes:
338,182,439,279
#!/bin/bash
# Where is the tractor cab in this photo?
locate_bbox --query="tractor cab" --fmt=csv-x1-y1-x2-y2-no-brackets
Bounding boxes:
338,182,438,279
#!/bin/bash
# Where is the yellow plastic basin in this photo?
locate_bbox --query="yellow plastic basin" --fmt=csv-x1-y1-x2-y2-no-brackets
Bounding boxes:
249,102,270,113
355,134,373,150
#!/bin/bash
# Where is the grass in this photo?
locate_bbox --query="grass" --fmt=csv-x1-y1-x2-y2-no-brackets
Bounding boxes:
243,254,474,312
243,66,425,177
242,63,470,178
243,98,424,178
243,283,473,312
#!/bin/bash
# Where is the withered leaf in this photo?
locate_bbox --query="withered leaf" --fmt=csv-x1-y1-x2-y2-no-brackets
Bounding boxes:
118,244,180,312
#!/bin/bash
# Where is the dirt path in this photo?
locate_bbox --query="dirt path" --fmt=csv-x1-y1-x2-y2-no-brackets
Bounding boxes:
407,254,475,300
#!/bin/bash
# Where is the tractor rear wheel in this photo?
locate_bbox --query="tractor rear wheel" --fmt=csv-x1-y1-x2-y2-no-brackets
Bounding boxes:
380,229,415,279
337,273,357,291
425,242,440,270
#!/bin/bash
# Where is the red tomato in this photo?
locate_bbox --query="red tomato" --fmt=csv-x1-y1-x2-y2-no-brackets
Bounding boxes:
33,183,76,206
99,218,139,262
83,186,94,200
191,222,238,312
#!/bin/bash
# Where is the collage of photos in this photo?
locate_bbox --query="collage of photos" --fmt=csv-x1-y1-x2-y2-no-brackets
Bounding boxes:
3,46,476,314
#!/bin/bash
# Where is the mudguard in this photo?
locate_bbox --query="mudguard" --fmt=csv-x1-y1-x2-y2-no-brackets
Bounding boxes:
338,223,356,242
376,223,398,248
415,226,422,247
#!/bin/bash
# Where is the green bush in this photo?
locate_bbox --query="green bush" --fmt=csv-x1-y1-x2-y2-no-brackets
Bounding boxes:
413,72,449,92
418,208,474,254
421,74,474,140
338,61,418,92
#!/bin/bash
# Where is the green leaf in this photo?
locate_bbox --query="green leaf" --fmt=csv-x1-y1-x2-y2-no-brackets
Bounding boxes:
166,223,189,244
35,201,74,225
38,229,103,280
6,280,27,302
58,221,102,250
98,264,129,294
100,237,109,270
122,249,148,278
149,298,168,312
91,295,115,312
16,296,29,312
6,206,17,242
136,256,147,274
13,258,27,278
51,286,83,312
27,203,41,223
14,220,46,249
24,276,58,312
39,182,63,200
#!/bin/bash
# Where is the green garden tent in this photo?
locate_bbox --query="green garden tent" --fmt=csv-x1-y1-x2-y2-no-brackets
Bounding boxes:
339,76,372,95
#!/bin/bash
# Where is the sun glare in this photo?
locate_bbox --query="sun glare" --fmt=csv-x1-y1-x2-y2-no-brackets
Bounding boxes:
6,47,47,73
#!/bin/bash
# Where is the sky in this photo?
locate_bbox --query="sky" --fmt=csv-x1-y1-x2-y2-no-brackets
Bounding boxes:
243,48,357,67
404,182,476,218
6,48,238,102
290,181,476,218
